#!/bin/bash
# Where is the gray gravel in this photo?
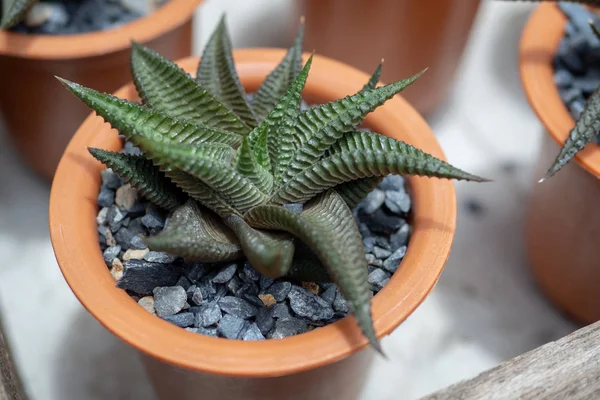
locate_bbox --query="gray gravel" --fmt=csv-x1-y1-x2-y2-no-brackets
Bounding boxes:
153,286,187,317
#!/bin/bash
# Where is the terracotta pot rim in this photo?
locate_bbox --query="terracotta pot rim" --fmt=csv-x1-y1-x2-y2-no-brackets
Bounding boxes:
520,3,600,177
0,0,201,60
49,48,457,377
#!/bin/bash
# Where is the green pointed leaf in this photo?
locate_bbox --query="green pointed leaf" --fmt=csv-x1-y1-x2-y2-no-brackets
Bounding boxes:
245,190,382,354
273,131,488,204
1,0,37,29
248,54,313,180
334,178,382,209
250,21,305,122
224,215,294,278
196,16,257,127
130,43,251,135
58,78,243,148
236,137,274,193
360,62,383,93
145,200,243,262
88,148,185,211
136,137,268,213
281,69,427,183
250,124,270,171
542,86,600,181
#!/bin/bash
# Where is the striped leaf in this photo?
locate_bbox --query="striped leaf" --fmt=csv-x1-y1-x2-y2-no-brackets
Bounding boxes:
334,178,382,209
280,69,426,183
245,190,382,354
136,137,268,213
224,215,295,278
250,21,305,122
58,78,243,148
1,0,37,28
130,42,251,135
236,137,274,193
273,131,488,204
145,200,243,262
88,148,185,211
196,16,257,128
360,62,383,93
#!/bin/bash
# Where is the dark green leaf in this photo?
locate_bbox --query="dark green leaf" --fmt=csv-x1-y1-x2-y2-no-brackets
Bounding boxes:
196,16,257,128
360,61,383,93
236,137,274,193
224,215,295,278
250,21,305,122
88,148,185,211
333,178,382,209
130,42,251,135
245,190,382,354
57,78,243,148
1,0,37,29
273,131,488,204
145,200,243,262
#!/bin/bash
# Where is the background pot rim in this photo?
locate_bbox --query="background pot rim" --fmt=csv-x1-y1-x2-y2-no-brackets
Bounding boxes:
520,3,600,177
49,49,457,377
0,0,202,59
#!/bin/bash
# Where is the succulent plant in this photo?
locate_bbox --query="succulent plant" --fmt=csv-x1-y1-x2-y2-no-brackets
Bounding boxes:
1,0,38,29
502,0,600,180
58,16,486,353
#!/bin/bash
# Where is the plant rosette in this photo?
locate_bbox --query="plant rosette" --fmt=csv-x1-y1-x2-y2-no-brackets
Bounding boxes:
49,20,482,398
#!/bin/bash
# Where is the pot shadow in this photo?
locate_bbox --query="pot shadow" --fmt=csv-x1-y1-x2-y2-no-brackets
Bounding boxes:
0,120,51,242
52,309,157,400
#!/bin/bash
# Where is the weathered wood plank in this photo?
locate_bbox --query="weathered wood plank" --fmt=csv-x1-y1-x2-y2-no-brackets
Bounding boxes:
0,317,25,400
421,320,600,400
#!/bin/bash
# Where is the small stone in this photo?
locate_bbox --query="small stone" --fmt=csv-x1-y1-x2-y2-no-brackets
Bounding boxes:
574,75,600,95
127,202,147,218
372,246,392,260
384,190,411,214
198,278,216,300
195,327,218,337
361,189,385,214
243,294,265,308
217,315,246,339
301,281,320,295
98,187,115,208
382,246,407,273
235,282,258,298
259,275,274,290
212,263,238,283
287,286,334,321
366,254,383,267
320,285,337,305
363,209,406,235
265,281,292,302
269,318,308,339
255,308,275,335
191,287,204,306
390,224,410,249
103,245,121,265
378,175,405,191
570,100,585,120
123,141,142,156
117,260,182,295
110,258,124,280
115,184,139,210
107,205,125,228
97,207,109,225
137,296,155,314
368,269,390,291
242,323,265,341
374,236,391,250
182,302,191,310
282,203,303,214
153,286,187,317
176,276,192,290
101,169,123,189
554,69,574,88
560,86,584,104
270,303,291,319
218,296,258,319
142,205,165,229
122,248,148,261
104,228,116,247
144,251,177,264
114,226,134,247
333,290,348,314
195,302,222,327
185,263,211,282
162,312,195,328
242,263,260,281
259,294,276,307
226,275,244,295
120,0,154,14
25,2,66,28
129,235,147,250
362,236,376,253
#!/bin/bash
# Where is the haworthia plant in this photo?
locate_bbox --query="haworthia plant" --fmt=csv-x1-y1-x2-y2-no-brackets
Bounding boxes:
1,0,38,29
59,17,487,354
500,0,600,180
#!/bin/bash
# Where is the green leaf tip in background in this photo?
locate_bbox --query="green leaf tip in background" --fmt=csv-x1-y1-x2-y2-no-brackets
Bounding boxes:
1,0,38,29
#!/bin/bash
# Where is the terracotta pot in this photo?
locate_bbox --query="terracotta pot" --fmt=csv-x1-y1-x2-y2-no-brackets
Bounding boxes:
0,0,201,181
49,49,457,400
520,4,600,324
295,0,481,116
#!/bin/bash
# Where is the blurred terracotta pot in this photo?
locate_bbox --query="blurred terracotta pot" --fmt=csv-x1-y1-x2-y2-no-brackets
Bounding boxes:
49,49,457,400
296,0,480,115
0,0,201,181
521,4,600,324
